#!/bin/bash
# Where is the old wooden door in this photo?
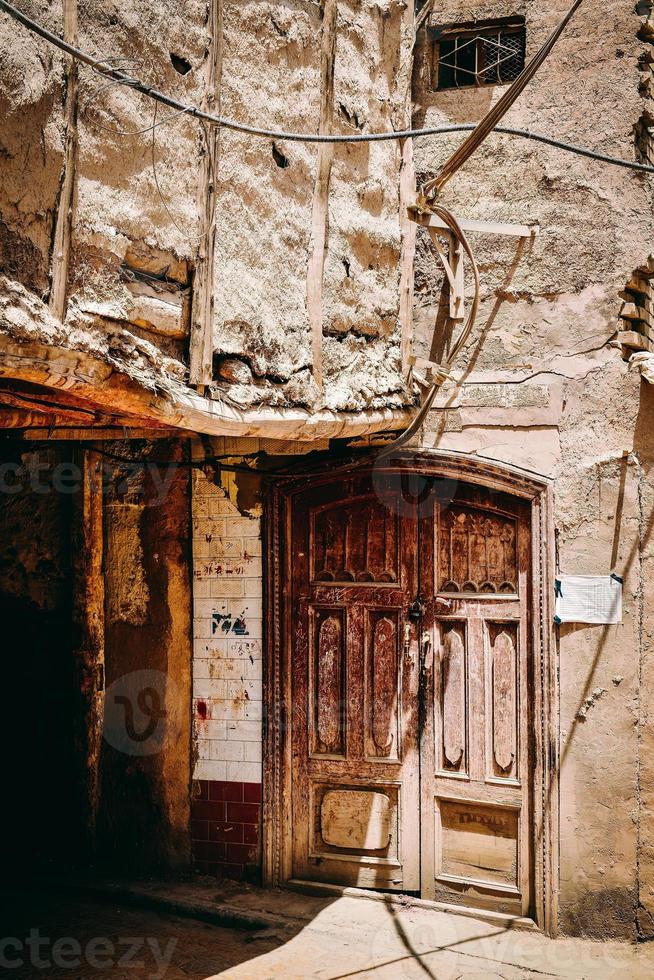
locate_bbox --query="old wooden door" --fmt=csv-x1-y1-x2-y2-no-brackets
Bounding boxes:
420,484,533,915
288,473,533,913
290,474,421,890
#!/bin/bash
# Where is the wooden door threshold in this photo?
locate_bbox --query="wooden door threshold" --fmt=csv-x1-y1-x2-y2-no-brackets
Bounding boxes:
286,879,539,932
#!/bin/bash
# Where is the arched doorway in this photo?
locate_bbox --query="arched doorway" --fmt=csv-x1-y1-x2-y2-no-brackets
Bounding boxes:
265,452,557,932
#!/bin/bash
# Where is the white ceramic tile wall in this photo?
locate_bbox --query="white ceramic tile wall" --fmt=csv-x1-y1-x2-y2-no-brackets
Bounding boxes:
192,464,263,784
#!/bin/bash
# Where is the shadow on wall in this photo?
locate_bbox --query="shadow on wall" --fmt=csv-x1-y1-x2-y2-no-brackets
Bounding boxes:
552,381,654,939
0,438,194,882
0,441,78,879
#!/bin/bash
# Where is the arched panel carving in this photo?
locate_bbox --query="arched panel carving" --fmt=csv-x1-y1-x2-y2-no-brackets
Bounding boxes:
371,615,397,757
438,505,517,594
315,611,344,754
441,624,466,770
491,625,517,775
312,498,399,584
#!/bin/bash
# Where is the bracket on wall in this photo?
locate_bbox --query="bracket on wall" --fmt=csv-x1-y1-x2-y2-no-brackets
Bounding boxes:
407,205,539,327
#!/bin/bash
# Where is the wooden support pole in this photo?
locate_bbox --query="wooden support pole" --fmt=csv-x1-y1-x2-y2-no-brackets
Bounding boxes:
49,0,79,321
399,0,417,376
71,446,105,858
448,235,464,321
426,227,466,322
189,0,223,387
307,0,338,391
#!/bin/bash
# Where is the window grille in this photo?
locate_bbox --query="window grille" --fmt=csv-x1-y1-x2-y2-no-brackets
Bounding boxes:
431,19,526,91
635,112,654,165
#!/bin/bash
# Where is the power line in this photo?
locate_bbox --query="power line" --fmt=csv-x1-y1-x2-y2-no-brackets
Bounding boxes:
1,0,653,175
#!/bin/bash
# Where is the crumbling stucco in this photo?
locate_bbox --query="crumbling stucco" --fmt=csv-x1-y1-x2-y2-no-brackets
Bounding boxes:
3,0,654,942
411,0,654,940
0,0,416,411
100,439,192,872
0,1,65,295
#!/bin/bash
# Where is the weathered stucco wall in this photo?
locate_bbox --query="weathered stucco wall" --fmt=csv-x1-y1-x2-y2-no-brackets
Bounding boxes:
99,438,192,873
412,0,654,940
212,0,411,411
0,1,65,294
0,441,77,875
0,0,416,411
3,0,654,941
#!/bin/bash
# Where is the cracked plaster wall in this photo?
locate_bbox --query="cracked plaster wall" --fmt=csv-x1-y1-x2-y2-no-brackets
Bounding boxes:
412,0,654,940
3,0,654,939
0,0,415,411
0,1,65,295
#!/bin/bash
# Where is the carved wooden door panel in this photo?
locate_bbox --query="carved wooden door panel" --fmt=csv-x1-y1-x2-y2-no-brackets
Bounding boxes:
290,476,420,890
420,485,533,915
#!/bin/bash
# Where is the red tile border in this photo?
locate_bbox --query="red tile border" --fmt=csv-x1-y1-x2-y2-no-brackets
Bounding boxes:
208,780,244,803
243,783,262,804
191,819,209,841
190,799,226,821
191,780,261,882
193,840,226,863
242,823,259,845
225,842,257,865
209,820,244,843
226,801,260,824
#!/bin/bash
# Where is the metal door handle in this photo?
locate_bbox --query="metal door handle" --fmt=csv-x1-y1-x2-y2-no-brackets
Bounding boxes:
420,631,432,670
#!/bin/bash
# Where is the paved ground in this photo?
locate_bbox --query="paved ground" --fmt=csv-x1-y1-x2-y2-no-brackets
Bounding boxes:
2,886,654,979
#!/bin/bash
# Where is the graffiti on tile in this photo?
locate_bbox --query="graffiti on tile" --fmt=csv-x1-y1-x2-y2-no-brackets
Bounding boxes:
212,610,249,636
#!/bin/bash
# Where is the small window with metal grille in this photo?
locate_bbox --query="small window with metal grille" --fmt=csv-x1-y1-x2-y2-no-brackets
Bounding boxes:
635,112,654,165
431,18,526,91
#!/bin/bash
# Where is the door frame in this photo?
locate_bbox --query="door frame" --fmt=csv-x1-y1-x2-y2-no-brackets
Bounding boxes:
263,449,558,935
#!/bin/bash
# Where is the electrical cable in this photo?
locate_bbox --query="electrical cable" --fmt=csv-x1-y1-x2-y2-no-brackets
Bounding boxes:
376,203,480,460
377,0,584,460
1,0,653,175
3,0,650,469
94,444,384,479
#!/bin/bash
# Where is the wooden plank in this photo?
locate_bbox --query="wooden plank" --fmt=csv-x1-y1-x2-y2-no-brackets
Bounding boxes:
620,302,654,331
20,427,185,440
71,447,105,858
439,800,519,887
425,228,465,321
408,207,539,238
0,390,98,425
449,234,465,321
306,0,338,390
399,0,417,375
321,790,391,849
409,356,451,377
189,0,223,386
49,0,79,321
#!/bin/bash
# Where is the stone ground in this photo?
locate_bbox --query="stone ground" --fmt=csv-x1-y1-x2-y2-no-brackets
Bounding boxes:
2,885,654,979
